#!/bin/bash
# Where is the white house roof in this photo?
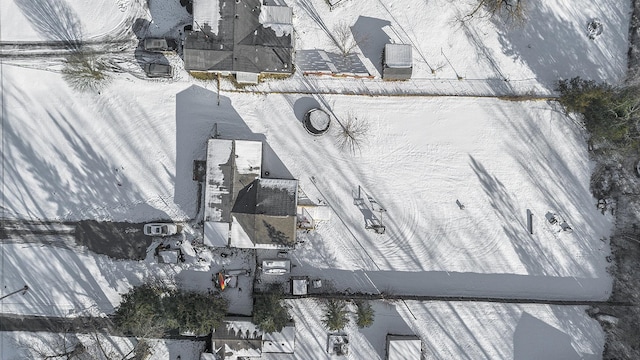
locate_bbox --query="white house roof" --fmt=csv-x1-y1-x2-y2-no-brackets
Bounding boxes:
204,221,229,248
230,215,257,248
204,139,233,223
235,140,262,175
193,0,220,34
387,335,421,360
262,324,295,353
291,278,308,295
384,44,412,68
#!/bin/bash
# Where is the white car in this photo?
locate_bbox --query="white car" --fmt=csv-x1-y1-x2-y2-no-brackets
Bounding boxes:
144,223,178,236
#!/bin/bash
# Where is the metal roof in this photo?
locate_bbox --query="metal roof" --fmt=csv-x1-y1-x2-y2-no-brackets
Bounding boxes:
384,44,413,68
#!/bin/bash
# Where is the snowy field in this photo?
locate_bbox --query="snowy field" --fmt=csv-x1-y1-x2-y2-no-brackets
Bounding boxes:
280,299,605,360
0,332,205,360
0,0,632,358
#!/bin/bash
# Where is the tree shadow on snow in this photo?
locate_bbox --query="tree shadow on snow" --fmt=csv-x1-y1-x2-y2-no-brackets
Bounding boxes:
14,0,83,50
494,2,628,88
0,82,172,222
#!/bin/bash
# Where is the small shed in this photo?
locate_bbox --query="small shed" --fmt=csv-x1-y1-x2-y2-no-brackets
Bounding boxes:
386,335,421,360
290,276,309,295
383,44,412,81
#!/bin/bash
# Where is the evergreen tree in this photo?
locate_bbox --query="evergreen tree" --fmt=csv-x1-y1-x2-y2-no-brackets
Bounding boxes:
322,299,349,331
253,284,290,333
355,300,375,328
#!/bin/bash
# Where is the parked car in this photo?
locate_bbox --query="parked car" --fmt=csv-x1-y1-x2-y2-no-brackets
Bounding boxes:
144,63,173,78
143,38,177,52
144,223,178,236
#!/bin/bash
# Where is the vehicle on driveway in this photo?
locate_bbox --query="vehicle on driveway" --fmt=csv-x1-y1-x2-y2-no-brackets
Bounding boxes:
144,63,173,78
144,223,178,236
143,38,177,52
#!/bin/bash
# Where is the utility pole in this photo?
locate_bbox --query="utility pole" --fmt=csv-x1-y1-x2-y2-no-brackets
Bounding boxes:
0,285,29,301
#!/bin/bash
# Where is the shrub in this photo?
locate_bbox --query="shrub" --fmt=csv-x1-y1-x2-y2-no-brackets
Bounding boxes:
322,299,349,331
62,52,111,92
355,300,374,328
253,284,291,333
335,113,369,154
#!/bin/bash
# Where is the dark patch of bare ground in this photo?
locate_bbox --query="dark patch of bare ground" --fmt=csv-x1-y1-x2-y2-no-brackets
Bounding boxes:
588,149,640,360
592,1,640,358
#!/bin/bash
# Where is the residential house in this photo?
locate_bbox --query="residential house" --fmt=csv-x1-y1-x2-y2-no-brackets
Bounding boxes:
184,0,294,83
203,139,298,249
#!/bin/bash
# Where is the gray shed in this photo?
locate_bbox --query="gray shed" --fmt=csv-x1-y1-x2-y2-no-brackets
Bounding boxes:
382,44,412,80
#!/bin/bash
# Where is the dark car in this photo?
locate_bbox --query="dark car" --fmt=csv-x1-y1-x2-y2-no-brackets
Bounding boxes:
144,63,173,78
143,38,177,52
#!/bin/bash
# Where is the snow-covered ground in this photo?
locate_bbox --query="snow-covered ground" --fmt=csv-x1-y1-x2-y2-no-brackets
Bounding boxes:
279,299,604,360
0,241,255,317
0,0,632,358
1,0,135,41
0,331,205,360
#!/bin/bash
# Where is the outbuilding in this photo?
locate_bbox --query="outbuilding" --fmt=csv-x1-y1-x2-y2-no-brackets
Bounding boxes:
386,335,422,360
382,44,413,80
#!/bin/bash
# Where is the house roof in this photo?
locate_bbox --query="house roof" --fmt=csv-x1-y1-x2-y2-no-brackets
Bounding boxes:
386,335,421,360
211,318,296,358
204,221,230,247
185,0,293,73
204,139,233,223
384,44,412,68
231,179,298,248
262,324,295,353
259,5,293,37
204,139,297,249
193,0,220,34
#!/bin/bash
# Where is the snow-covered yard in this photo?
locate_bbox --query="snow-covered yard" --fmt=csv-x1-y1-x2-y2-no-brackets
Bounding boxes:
279,299,604,360
0,0,633,358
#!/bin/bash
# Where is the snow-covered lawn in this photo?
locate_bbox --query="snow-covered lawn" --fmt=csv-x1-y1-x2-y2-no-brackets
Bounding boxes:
280,299,604,360
1,0,632,358
0,332,205,360
0,240,255,317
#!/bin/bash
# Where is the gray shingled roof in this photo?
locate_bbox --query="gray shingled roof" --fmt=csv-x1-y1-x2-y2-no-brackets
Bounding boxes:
185,0,293,73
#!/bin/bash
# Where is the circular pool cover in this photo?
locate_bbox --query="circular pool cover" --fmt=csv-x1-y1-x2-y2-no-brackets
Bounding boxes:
303,108,331,135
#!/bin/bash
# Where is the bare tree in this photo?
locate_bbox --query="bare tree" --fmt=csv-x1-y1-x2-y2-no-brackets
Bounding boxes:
465,0,527,25
334,113,370,154
333,21,367,57
62,52,112,93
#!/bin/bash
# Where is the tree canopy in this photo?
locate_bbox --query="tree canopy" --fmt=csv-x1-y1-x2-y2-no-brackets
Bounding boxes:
253,284,291,334
114,285,228,337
